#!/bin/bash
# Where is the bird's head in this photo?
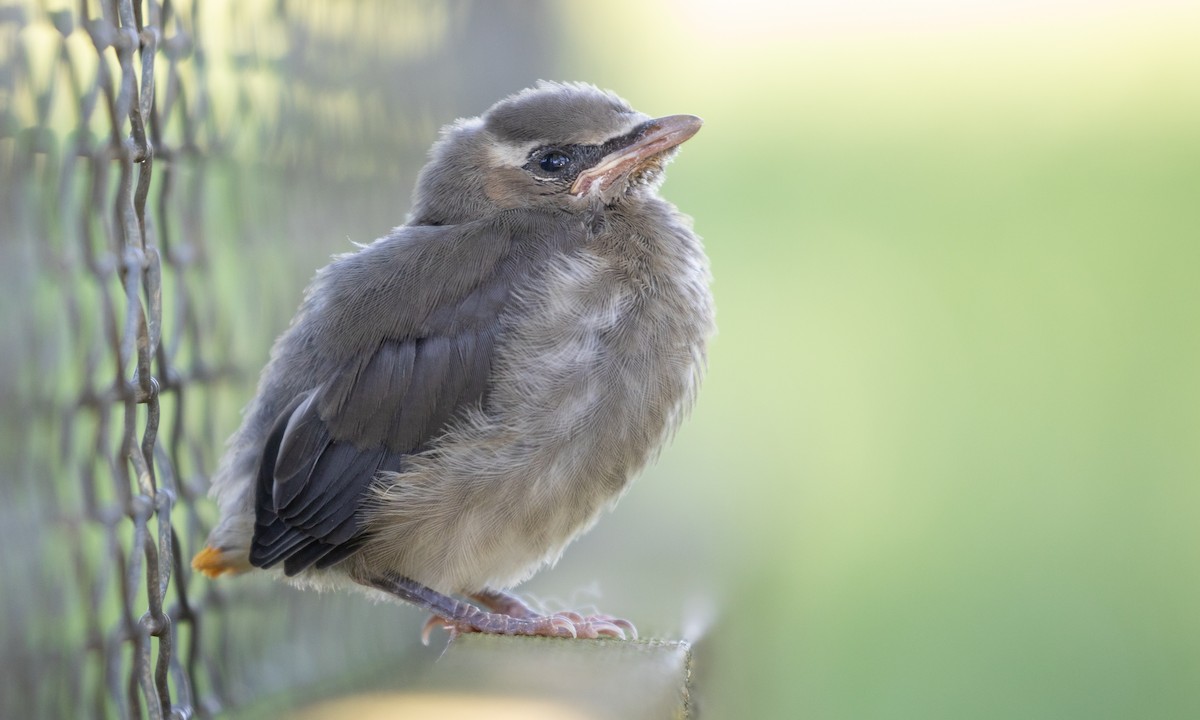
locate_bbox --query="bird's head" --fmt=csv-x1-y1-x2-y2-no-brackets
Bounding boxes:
409,81,702,225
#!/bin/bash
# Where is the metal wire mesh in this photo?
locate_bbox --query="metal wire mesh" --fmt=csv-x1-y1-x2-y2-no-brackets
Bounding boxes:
1,0,228,716
1,1,559,717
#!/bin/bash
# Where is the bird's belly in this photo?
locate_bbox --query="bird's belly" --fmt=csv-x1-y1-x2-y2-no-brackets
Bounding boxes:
362,247,709,593
456,347,695,590
458,253,705,588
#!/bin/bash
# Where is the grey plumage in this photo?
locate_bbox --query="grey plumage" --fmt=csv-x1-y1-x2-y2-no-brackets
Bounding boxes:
196,81,714,638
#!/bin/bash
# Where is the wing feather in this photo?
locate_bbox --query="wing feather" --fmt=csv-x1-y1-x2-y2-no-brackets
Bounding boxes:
248,212,584,575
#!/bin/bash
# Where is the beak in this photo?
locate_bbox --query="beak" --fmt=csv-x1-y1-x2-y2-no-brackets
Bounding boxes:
570,114,703,197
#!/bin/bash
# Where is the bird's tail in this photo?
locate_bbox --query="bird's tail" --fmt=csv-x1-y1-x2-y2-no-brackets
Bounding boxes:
191,545,252,578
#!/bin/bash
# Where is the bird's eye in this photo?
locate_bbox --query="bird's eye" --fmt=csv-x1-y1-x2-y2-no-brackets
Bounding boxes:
538,150,572,173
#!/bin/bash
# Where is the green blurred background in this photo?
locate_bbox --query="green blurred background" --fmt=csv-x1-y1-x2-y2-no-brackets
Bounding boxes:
552,1,1200,717
5,0,1200,717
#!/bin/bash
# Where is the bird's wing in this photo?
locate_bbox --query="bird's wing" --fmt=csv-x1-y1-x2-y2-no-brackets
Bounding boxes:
249,332,493,575
248,213,581,575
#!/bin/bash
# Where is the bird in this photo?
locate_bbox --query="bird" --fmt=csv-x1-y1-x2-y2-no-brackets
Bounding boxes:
192,81,714,641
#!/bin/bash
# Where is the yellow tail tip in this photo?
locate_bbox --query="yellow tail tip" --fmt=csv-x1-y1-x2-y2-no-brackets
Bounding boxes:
192,545,240,578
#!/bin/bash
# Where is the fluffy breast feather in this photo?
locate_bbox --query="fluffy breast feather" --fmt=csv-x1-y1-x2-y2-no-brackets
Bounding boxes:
356,203,714,594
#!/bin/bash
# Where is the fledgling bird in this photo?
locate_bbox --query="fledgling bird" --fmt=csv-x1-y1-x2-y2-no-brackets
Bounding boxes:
193,81,714,640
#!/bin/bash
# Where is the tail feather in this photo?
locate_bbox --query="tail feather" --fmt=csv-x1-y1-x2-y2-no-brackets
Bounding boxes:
192,545,252,578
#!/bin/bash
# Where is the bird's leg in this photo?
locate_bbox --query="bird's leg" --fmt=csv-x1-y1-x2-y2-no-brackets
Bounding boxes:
471,588,638,640
367,574,571,643
468,588,542,618
364,574,632,644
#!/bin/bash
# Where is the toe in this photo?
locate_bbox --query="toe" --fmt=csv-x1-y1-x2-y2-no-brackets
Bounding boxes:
582,619,627,640
545,614,579,638
421,615,451,646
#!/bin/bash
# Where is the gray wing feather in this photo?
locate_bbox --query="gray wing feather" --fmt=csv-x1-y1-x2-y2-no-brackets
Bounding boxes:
249,211,583,575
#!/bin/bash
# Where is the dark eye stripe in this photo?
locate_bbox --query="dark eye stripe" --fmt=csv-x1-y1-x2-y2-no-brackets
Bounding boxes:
524,143,608,182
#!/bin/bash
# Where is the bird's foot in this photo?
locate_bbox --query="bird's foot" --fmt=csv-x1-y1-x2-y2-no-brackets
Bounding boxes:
363,574,637,645
465,587,637,640
420,608,635,645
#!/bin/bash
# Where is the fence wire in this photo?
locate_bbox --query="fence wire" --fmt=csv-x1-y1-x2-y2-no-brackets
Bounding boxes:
1,0,225,716
1,1,559,717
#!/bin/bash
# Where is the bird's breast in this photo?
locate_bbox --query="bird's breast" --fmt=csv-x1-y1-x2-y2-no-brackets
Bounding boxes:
489,218,713,501
358,211,714,592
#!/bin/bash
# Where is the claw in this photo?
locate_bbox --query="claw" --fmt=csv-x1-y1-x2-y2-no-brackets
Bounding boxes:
547,614,578,638
609,617,638,640
421,614,453,646
580,619,627,640
583,614,637,640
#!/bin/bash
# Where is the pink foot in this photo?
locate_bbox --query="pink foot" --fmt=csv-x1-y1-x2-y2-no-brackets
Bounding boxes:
421,608,636,645
364,574,638,645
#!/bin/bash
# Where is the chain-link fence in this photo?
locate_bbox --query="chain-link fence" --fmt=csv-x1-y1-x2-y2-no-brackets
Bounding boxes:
1,1,558,716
